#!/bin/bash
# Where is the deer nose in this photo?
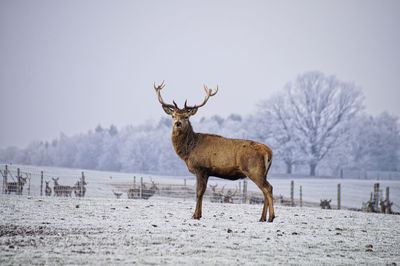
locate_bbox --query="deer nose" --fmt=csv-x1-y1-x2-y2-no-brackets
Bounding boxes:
175,121,182,127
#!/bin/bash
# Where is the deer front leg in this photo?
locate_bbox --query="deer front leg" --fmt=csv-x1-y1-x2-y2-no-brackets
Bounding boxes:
192,174,209,220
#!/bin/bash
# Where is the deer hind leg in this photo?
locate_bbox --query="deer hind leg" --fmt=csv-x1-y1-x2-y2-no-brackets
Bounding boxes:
192,174,209,220
251,178,275,222
265,181,275,222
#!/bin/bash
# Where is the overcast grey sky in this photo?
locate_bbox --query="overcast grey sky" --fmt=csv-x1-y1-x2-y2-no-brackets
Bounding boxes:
1,0,399,148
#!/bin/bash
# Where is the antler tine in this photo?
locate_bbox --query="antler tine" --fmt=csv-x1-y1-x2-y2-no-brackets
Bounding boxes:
203,84,218,96
184,84,218,110
153,80,165,90
153,80,176,109
220,184,226,195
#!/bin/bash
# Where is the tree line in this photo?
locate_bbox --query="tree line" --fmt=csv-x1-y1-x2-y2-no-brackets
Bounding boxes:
1,71,399,176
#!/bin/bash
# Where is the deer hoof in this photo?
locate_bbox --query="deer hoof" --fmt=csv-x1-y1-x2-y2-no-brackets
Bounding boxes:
267,215,275,223
192,213,202,220
259,217,266,222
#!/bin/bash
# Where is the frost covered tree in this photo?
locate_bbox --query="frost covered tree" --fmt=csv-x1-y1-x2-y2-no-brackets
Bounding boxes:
263,71,364,176
363,113,400,171
258,96,303,174
97,125,121,171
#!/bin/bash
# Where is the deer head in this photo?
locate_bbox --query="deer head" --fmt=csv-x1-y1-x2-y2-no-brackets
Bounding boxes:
20,176,27,185
209,184,218,192
154,81,218,132
52,177,59,185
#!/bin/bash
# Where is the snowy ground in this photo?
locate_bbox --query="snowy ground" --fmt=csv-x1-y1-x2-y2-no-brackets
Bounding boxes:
1,194,399,265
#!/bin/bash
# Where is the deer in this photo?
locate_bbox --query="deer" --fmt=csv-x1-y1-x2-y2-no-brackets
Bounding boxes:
52,177,73,197
154,81,275,222
142,179,159,199
113,190,123,199
5,177,27,194
45,181,52,196
220,185,238,204
209,184,222,203
73,179,87,197
127,178,158,200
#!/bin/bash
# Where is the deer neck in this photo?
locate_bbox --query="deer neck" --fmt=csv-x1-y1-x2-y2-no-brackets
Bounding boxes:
171,122,198,161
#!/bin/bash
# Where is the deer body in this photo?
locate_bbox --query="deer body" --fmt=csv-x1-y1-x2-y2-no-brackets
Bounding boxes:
52,177,73,197
127,180,158,200
154,81,275,222
174,131,271,181
73,180,87,197
45,181,52,196
5,177,27,194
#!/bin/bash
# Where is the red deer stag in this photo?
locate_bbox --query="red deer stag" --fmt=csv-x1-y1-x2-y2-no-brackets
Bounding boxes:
209,184,222,203
154,81,275,222
220,185,238,204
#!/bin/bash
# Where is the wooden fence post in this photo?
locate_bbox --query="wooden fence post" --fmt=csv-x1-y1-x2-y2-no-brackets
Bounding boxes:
299,185,303,207
238,181,242,203
290,180,294,207
373,183,380,211
16,168,21,195
40,171,44,196
183,178,187,200
3,165,7,194
385,187,392,214
27,174,30,196
337,183,341,210
140,177,143,199
243,180,248,204
386,187,389,203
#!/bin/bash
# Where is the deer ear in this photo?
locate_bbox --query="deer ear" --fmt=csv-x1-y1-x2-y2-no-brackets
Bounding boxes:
162,105,174,115
187,108,198,117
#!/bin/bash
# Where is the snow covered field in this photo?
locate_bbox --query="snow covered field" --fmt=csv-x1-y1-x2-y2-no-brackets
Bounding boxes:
1,194,399,265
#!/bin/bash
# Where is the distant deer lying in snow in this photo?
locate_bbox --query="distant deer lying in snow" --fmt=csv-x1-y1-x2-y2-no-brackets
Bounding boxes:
209,184,222,203
127,179,159,200
220,185,238,204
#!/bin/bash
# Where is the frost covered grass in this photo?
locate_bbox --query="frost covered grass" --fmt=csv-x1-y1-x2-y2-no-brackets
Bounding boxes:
1,194,399,265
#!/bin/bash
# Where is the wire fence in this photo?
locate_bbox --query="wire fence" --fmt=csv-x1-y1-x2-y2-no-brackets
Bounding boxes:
1,164,399,213
0,164,265,204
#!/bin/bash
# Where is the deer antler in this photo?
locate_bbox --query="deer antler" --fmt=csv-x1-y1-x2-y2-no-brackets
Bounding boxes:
184,84,218,110
220,185,226,196
153,81,176,109
232,186,238,196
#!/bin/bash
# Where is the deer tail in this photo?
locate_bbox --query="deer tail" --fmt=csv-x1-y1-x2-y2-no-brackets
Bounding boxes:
264,151,272,176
